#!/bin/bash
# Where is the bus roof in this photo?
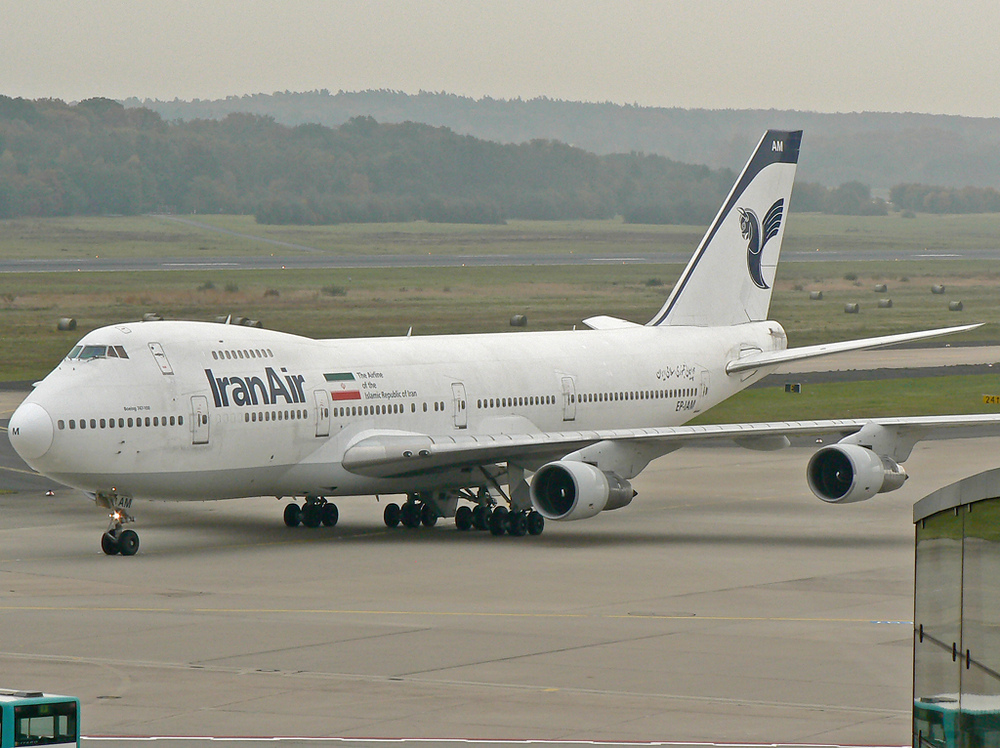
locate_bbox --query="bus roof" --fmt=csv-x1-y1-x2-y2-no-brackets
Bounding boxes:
0,689,76,703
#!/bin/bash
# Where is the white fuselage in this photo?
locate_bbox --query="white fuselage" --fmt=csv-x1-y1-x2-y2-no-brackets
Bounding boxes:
13,319,785,502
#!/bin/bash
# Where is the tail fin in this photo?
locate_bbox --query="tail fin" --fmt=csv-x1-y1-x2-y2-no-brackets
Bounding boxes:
648,130,802,327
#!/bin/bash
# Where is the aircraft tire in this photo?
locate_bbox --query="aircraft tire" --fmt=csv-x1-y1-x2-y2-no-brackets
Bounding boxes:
302,505,322,528
321,503,339,527
283,503,302,528
527,511,545,536
488,507,507,536
508,511,528,537
101,532,120,556
420,502,438,527
383,502,401,527
455,505,473,531
401,503,421,528
118,530,140,556
472,505,489,531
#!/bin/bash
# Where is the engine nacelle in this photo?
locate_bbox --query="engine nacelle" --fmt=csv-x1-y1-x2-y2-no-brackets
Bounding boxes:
806,444,907,504
530,461,635,521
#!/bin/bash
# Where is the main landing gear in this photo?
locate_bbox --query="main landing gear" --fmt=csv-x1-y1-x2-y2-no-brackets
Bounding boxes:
282,496,339,529
382,493,545,537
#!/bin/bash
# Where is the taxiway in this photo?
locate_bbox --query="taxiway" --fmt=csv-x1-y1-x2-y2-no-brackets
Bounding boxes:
3,384,998,746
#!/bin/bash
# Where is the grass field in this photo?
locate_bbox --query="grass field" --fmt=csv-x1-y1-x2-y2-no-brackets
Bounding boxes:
3,211,1000,260
696,374,1000,424
0,213,998,425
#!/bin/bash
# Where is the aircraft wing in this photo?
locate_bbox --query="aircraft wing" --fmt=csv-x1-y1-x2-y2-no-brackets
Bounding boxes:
726,323,983,374
341,413,1000,479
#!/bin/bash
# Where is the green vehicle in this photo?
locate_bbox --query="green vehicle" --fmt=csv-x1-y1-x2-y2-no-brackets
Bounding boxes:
0,691,79,747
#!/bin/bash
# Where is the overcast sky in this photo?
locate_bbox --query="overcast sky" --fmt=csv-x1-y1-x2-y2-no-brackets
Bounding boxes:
3,0,999,117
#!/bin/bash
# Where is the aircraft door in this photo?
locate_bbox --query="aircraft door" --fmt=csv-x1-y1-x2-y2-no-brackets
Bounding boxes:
148,342,174,375
561,376,577,422
451,382,467,429
314,389,331,438
191,395,210,445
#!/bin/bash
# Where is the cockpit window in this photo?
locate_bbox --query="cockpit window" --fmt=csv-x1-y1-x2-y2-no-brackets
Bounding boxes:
78,345,108,360
67,344,130,361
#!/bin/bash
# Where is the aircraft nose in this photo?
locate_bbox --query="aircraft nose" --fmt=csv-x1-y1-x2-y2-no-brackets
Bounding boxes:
8,401,54,462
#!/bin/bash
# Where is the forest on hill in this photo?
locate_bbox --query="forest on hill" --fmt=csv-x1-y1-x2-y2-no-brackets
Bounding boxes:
130,90,1000,189
1,96,997,224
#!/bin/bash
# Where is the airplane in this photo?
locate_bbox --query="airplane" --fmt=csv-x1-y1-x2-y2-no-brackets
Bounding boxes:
8,129,1000,556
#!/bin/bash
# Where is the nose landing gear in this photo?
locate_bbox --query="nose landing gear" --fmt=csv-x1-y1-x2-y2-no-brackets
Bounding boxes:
96,493,139,556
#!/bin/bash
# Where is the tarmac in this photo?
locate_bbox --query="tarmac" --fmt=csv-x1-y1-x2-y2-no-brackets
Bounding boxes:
1,384,999,747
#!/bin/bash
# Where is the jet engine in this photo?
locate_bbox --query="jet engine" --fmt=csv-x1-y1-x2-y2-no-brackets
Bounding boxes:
529,461,635,521
806,444,907,504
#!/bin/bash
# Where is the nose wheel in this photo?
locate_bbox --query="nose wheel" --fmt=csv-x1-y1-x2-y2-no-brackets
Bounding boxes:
102,527,139,556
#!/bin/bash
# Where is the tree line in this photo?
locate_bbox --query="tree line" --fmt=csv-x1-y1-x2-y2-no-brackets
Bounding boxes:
131,90,1000,189
0,96,993,226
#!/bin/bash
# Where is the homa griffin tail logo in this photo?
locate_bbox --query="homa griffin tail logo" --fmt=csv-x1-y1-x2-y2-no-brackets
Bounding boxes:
738,198,784,290
205,366,307,408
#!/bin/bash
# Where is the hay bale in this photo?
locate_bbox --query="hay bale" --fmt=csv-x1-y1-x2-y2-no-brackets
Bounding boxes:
844,303,860,314
931,284,946,295
949,301,964,312
877,298,893,308
56,317,77,331
510,314,528,327
808,291,823,301
874,283,888,292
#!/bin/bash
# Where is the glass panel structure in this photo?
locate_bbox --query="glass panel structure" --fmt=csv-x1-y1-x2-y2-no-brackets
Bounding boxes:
914,494,1000,747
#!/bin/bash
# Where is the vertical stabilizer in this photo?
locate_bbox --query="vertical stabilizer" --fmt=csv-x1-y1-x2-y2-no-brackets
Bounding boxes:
648,130,802,327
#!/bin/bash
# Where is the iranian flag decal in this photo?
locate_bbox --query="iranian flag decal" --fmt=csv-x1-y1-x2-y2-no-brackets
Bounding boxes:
325,372,362,401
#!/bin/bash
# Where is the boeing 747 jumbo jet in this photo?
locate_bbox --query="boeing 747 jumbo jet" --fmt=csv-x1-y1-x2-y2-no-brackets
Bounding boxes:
9,130,1000,555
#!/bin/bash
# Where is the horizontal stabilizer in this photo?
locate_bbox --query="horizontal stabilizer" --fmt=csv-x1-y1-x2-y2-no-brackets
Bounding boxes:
726,323,983,374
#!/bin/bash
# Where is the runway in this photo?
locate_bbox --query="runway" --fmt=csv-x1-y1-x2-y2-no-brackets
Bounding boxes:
1,249,1000,274
3,384,999,745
